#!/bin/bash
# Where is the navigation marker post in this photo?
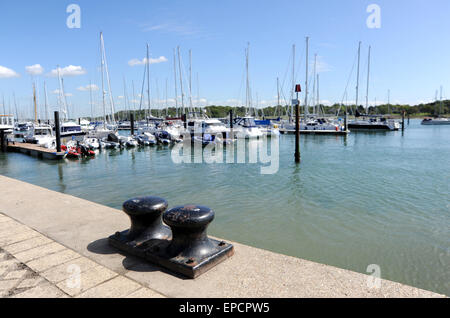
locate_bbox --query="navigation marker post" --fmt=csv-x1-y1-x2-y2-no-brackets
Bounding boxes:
294,84,301,163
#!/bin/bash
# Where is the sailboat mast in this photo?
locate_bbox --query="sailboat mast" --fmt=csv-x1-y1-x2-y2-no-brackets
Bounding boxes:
177,46,185,116
387,89,391,114
317,74,320,116
101,32,116,124
312,53,317,115
173,49,178,117
100,33,107,128
146,43,151,118
189,49,193,114
44,82,49,122
439,85,443,116
13,93,19,122
246,43,250,114
33,84,37,123
304,36,309,120
365,45,371,112
291,44,295,119
165,78,168,117
355,41,361,112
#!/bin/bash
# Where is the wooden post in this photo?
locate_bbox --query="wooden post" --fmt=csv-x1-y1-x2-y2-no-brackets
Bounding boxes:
344,111,348,132
229,110,233,129
295,102,300,163
0,130,5,152
401,111,405,132
130,113,135,136
54,111,61,152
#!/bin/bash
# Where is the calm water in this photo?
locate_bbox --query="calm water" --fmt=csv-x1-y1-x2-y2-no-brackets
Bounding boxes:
1,119,449,295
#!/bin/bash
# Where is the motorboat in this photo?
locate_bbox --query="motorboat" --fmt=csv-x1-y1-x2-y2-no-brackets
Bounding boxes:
136,132,157,146
84,137,100,150
24,124,56,149
80,119,94,132
59,121,85,137
232,117,264,139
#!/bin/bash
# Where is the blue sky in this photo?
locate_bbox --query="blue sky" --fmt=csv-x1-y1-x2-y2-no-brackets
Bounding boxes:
0,0,449,118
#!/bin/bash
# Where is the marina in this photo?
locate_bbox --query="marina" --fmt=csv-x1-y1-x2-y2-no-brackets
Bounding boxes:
0,0,449,303
0,120,449,295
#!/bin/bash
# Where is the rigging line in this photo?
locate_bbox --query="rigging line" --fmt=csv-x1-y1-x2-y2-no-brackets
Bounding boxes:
138,61,147,115
337,49,359,115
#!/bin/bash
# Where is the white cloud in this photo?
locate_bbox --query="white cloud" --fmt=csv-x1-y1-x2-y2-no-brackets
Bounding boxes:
48,65,87,77
128,56,168,66
25,64,44,75
52,89,72,97
310,56,332,74
77,84,99,92
141,23,200,36
0,65,20,78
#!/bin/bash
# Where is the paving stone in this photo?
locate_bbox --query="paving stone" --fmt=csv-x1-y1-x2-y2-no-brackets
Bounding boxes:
3,269,29,280
125,287,166,298
77,276,141,298
0,279,19,291
0,230,40,246
14,242,65,263
16,277,45,289
0,220,21,232
12,282,66,298
41,257,98,284
56,265,117,296
0,224,31,236
26,249,80,272
4,236,53,254
0,259,20,270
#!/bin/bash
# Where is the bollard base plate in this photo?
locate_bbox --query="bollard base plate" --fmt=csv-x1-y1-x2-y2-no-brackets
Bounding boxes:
109,230,234,279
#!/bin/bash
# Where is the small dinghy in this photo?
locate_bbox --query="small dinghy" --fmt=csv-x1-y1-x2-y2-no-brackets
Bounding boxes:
136,132,157,146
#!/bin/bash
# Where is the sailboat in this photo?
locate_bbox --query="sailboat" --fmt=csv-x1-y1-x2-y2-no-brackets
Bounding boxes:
279,37,345,134
347,45,397,131
24,84,56,148
87,32,119,139
232,43,263,139
421,86,450,125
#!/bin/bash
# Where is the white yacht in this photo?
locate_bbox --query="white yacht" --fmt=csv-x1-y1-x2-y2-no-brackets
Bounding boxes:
421,117,450,125
232,117,264,139
348,116,398,131
0,115,14,133
24,124,56,149
59,121,84,137
80,119,94,132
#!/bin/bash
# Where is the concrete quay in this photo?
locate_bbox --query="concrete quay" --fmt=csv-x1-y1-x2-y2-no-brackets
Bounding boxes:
0,175,445,298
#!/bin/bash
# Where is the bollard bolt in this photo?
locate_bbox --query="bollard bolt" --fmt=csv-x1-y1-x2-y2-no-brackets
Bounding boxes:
163,205,216,261
122,196,171,241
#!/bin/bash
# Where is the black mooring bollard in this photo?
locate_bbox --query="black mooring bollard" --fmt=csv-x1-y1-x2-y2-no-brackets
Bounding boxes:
109,198,234,278
121,196,171,241
163,205,216,258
